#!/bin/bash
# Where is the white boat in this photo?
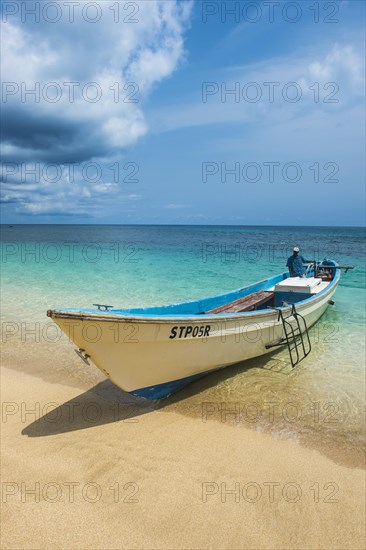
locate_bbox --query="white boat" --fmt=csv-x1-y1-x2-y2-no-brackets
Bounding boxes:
47,260,341,398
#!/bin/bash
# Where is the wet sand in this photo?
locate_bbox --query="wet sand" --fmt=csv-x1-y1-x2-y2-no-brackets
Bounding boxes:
1,364,365,550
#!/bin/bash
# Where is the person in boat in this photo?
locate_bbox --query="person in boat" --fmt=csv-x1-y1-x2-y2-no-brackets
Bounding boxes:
286,247,310,277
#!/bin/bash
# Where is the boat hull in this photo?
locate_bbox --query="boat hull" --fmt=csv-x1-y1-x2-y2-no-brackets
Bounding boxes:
48,269,339,398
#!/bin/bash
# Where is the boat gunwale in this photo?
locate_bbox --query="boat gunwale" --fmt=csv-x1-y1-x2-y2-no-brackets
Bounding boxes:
47,262,340,324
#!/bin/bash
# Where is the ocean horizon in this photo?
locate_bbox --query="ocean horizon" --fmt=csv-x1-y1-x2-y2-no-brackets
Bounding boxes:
2,223,365,227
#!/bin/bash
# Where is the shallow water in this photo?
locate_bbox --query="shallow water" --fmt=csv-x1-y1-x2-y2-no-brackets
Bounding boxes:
1,224,365,466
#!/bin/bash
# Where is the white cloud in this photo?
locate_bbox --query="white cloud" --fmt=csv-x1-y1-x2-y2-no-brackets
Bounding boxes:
128,194,143,200
150,42,365,133
2,1,192,152
165,203,192,209
307,44,364,89
92,183,118,194
1,0,193,215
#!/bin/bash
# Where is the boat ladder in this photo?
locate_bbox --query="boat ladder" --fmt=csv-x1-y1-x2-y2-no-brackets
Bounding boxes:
265,304,311,368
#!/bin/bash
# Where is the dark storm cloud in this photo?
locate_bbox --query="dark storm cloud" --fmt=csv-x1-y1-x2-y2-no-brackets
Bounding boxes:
1,106,109,163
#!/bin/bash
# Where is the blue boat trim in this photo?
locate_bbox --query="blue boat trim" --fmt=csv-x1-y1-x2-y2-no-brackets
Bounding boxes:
56,261,340,319
130,371,215,399
57,273,285,317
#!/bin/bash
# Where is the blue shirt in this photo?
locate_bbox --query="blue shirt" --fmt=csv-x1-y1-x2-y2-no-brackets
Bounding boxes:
286,254,307,277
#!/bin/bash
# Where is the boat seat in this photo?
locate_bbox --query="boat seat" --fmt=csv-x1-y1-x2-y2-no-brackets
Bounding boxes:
205,290,275,314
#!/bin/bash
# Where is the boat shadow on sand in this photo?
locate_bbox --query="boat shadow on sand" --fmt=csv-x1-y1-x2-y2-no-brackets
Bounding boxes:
22,351,291,438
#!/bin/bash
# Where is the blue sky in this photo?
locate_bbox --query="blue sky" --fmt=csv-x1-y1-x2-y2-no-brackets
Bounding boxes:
1,0,365,225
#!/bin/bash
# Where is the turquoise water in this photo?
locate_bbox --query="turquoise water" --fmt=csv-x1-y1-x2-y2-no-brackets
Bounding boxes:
1,224,365,465
1,224,365,316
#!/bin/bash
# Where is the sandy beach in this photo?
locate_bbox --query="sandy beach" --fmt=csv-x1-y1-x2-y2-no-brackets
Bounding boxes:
1,362,365,550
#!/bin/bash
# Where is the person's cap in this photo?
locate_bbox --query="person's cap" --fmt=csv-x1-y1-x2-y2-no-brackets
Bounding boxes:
293,246,300,252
